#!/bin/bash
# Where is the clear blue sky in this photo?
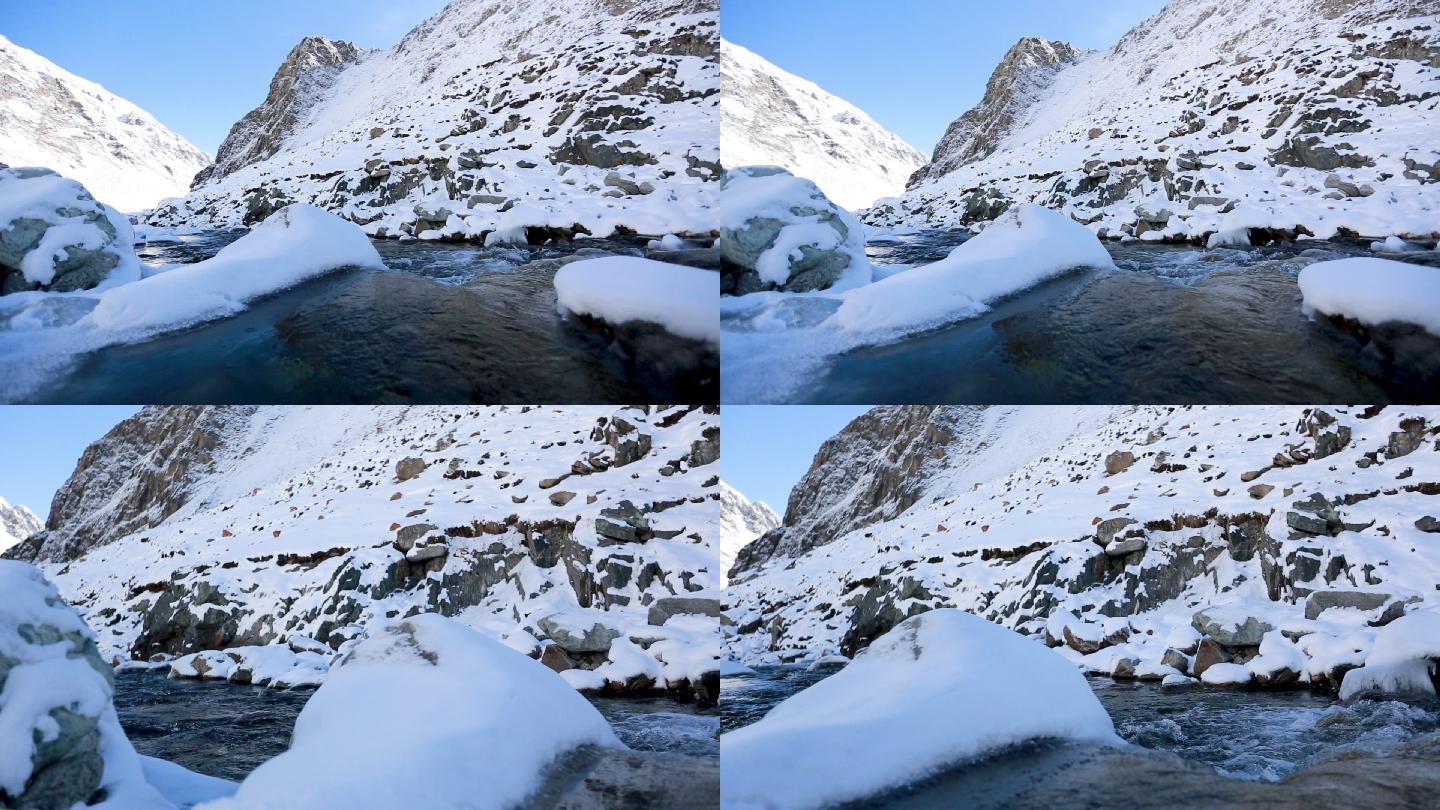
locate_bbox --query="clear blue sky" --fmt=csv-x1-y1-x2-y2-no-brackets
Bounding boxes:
723,0,1168,153
723,405,869,514
0,406,140,518
2,1,449,155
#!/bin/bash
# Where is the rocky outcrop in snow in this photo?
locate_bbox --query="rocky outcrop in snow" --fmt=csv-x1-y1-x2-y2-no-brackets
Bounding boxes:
725,405,1440,699
16,405,721,703
150,0,719,242
0,168,141,296
0,34,210,213
872,0,1440,244
720,39,925,210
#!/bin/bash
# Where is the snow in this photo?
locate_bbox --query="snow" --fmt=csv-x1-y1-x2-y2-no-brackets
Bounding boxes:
0,35,210,212
720,659,757,677
835,204,1116,333
203,614,621,810
1371,236,1419,254
1298,257,1440,336
1200,662,1252,686
1339,610,1440,701
720,481,780,587
170,644,331,689
90,204,383,332
141,756,237,809
724,404,1440,701
553,256,718,343
721,610,1118,809
721,40,926,210
0,561,170,809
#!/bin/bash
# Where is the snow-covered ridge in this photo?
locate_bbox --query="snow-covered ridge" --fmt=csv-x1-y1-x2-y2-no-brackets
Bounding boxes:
872,0,1440,244
721,39,925,210
13,405,721,699
719,481,778,586
726,405,1440,699
0,34,211,212
0,496,42,556
151,0,720,242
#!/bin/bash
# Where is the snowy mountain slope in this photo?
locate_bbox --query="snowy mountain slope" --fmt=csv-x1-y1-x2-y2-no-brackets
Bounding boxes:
869,0,1440,243
7,405,721,695
719,481,778,586
0,495,42,555
721,39,926,210
149,0,720,242
0,34,211,212
725,405,1440,692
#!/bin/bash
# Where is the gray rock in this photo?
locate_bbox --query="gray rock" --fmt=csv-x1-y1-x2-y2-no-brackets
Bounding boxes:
395,457,427,482
395,523,438,552
1161,648,1191,674
1416,516,1440,533
404,543,448,564
1105,536,1147,557
1304,590,1393,620
720,167,857,295
1104,451,1135,475
548,491,577,507
1192,608,1273,647
1096,517,1138,546
538,615,621,653
647,597,720,626
1323,174,1375,198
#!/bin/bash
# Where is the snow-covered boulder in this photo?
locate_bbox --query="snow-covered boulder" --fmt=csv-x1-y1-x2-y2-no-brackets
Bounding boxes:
0,167,140,296
833,203,1116,334
719,166,870,295
720,609,1118,809
206,614,622,810
0,561,169,809
1338,610,1440,702
88,204,383,334
169,644,330,690
553,256,719,344
1299,257,1440,337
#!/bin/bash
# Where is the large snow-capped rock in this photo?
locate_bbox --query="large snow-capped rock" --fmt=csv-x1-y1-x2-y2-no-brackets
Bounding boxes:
0,34,210,213
721,610,1117,809
149,0,719,242
725,405,1440,695
0,496,42,556
6,405,721,700
719,482,778,586
720,39,925,210
870,0,1440,244
0,167,141,296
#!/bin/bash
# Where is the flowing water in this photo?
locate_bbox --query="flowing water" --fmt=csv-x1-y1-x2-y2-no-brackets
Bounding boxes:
115,670,718,782
723,234,1440,404
22,233,717,404
721,665,1440,801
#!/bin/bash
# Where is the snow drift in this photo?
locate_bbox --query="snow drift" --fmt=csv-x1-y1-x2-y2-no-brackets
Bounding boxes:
554,256,719,343
1299,256,1440,336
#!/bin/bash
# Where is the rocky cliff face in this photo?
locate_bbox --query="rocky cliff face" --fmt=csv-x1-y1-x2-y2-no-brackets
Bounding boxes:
719,481,778,585
720,39,925,210
193,37,367,187
725,405,1440,677
0,34,211,212
870,0,1440,244
909,37,1082,187
150,0,719,241
6,406,246,565
21,406,720,698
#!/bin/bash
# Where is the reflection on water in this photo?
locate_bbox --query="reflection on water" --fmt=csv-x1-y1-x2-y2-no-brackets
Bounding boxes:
795,234,1440,404
32,233,717,404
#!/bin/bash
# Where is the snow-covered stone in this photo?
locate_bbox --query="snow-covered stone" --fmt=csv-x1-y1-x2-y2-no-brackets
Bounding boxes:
203,614,622,810
1339,610,1440,701
0,168,140,296
1299,257,1440,337
554,256,719,344
721,610,1118,809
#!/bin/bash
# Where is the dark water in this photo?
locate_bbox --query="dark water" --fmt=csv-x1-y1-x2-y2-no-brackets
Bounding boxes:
722,666,1440,785
115,670,718,782
801,233,1440,404
29,233,717,404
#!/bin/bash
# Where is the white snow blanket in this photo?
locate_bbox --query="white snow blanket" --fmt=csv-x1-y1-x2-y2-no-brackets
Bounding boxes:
720,609,1118,809
1339,610,1440,701
554,256,719,343
1298,256,1440,336
201,614,622,810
